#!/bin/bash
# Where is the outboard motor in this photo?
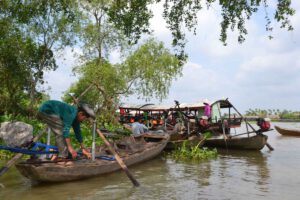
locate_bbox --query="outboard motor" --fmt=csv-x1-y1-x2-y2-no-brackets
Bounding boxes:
257,118,271,132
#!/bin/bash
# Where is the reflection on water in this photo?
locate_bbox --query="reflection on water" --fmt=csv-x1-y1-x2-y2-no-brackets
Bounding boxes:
218,150,270,193
1,122,300,199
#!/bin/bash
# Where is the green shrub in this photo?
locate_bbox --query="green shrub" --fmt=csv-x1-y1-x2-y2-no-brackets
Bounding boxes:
172,140,218,161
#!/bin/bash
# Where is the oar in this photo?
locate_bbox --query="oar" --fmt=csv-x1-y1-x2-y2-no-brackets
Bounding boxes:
225,99,274,151
0,128,47,177
96,128,140,187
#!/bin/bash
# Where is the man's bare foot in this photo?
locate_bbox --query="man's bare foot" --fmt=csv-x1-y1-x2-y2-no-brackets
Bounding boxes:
51,155,58,161
57,161,74,166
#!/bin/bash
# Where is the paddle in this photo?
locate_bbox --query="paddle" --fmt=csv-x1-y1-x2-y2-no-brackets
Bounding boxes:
96,128,140,187
225,99,274,151
0,127,47,177
69,86,139,186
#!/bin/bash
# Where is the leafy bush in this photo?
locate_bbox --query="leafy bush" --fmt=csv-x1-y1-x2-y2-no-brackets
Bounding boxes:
172,140,218,160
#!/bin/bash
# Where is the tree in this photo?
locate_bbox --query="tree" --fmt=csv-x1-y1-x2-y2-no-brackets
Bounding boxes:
77,0,128,61
121,38,182,101
107,0,295,61
69,1,180,123
0,18,47,115
22,0,80,110
0,0,80,114
66,39,181,123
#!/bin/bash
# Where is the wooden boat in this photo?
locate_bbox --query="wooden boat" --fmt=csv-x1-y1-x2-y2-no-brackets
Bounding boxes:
15,133,169,182
203,134,268,150
274,125,300,136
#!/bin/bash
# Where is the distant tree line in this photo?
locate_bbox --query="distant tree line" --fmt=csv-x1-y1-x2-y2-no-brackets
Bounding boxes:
244,109,300,120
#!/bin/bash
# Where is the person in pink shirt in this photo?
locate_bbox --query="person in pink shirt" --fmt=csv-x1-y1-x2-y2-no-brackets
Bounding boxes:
203,100,211,119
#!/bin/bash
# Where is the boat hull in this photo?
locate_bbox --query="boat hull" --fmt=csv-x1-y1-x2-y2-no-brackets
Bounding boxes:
274,126,300,136
203,134,268,150
15,134,169,182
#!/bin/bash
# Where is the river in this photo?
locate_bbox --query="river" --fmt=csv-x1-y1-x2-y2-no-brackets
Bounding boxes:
0,122,300,200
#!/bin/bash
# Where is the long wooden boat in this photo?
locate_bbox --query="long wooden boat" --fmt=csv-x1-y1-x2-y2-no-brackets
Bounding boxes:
15,133,169,182
203,134,268,150
274,125,300,136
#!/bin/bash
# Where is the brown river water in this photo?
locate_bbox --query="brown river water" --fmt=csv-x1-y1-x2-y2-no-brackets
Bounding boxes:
0,122,300,200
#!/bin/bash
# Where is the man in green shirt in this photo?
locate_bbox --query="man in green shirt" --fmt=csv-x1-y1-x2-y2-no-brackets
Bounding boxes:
38,100,95,160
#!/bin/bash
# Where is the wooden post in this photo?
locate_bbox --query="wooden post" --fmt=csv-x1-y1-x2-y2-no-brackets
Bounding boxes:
92,120,96,161
46,127,51,159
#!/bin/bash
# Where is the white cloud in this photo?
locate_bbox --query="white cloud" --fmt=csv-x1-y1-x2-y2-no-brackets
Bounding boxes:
149,2,169,36
43,47,81,100
237,51,300,85
165,62,219,103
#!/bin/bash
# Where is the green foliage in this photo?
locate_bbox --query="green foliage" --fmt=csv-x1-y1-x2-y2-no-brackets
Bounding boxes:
107,0,153,44
107,0,295,61
203,131,212,139
69,121,129,150
66,38,181,124
67,60,124,124
77,0,128,60
173,140,218,160
0,149,14,160
122,38,182,101
0,19,35,115
0,0,79,116
70,122,104,150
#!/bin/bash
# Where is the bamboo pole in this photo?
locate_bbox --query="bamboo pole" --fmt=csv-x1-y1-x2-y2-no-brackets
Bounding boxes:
96,129,140,187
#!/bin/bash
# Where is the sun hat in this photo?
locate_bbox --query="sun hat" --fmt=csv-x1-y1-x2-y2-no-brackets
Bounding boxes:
203,99,210,105
78,102,96,119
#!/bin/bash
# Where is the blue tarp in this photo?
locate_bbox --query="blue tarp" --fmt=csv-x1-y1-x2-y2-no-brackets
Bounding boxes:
0,142,58,155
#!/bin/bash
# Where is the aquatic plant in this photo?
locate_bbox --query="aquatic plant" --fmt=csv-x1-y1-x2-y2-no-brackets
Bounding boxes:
172,140,217,161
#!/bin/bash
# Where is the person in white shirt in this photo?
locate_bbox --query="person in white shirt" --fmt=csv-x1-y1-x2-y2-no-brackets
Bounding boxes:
131,117,148,136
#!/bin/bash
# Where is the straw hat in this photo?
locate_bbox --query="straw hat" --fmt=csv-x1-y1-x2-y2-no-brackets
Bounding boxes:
202,99,210,105
78,102,96,119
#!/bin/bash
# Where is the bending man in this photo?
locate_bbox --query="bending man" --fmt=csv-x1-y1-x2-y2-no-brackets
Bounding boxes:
38,100,95,160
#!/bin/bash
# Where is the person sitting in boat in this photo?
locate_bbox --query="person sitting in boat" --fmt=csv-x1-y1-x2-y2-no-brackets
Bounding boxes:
173,118,186,135
130,117,149,136
123,117,149,143
38,100,95,160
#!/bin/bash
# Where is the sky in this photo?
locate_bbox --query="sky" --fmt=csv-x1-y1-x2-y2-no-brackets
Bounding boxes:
44,1,300,113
